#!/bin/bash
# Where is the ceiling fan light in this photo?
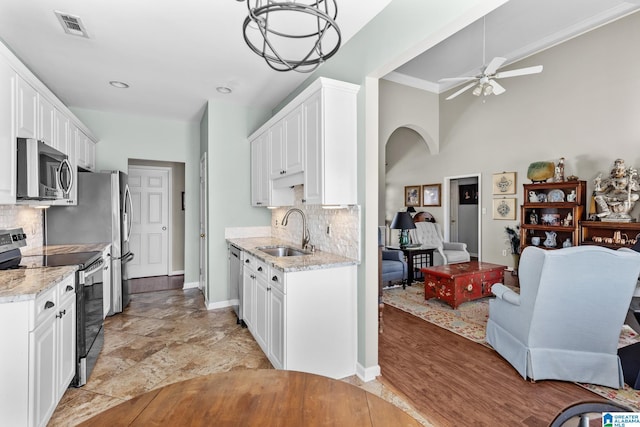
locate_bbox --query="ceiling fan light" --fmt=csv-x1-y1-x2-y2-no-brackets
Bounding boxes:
483,84,493,96
472,85,482,96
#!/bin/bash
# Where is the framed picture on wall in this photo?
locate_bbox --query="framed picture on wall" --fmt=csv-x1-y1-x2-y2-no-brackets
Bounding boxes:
492,198,517,220
492,172,517,195
404,185,421,207
422,184,441,207
459,184,478,205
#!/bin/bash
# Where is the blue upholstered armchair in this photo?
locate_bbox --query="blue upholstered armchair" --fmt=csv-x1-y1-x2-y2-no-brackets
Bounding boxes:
486,245,640,388
378,226,407,287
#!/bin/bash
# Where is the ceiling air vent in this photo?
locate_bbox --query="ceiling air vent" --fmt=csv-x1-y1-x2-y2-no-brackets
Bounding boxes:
54,11,89,38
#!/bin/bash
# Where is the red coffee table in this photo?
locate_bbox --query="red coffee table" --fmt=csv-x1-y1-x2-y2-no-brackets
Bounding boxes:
421,261,507,309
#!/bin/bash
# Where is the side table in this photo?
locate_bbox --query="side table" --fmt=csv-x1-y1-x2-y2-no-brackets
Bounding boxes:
386,245,438,287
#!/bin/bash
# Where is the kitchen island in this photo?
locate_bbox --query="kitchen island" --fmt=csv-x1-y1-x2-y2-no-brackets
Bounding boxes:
227,237,357,379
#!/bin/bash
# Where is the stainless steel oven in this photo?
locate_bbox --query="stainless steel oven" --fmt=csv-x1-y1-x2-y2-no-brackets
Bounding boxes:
20,250,105,387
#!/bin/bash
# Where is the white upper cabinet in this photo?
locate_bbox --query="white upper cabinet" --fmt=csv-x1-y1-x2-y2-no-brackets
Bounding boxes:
54,108,69,155
270,105,304,181
249,77,359,207
302,81,358,206
0,60,16,204
38,95,55,148
251,133,269,207
16,75,37,139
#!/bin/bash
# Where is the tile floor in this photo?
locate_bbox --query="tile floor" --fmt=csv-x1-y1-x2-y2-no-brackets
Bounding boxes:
49,287,430,426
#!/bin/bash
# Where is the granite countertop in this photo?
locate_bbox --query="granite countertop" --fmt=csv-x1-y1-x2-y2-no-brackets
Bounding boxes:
227,237,357,272
22,243,111,256
0,266,78,303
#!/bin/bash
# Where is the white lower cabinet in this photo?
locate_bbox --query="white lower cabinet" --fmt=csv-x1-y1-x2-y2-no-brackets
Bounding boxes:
241,251,356,379
0,273,76,427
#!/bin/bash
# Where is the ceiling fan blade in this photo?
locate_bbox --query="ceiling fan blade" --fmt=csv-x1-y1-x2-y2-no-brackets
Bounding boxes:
484,57,507,76
489,79,506,95
445,82,477,100
494,65,543,79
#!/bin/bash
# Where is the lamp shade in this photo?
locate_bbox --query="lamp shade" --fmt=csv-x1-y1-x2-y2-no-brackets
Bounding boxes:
390,212,416,230
406,206,416,213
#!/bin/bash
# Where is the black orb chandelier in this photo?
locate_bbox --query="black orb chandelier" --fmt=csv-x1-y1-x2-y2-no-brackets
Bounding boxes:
241,0,342,73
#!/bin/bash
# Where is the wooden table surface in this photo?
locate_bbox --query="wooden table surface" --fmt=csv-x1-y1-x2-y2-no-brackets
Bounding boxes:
78,369,421,427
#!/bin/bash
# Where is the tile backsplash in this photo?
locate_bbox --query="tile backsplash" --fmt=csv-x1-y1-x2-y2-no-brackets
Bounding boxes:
271,186,360,261
0,205,43,251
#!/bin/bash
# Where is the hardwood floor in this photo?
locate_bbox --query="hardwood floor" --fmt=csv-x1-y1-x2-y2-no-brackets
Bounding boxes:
378,303,607,426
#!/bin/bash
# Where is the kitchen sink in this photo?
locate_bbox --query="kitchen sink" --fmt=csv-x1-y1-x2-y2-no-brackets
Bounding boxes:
257,246,310,257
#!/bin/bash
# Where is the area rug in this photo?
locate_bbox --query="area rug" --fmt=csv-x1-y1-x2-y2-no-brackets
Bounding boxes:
382,284,640,412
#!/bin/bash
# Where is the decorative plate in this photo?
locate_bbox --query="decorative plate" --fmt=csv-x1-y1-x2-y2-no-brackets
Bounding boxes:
548,189,565,202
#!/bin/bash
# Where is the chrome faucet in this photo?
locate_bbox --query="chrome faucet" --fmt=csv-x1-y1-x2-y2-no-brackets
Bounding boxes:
282,208,311,250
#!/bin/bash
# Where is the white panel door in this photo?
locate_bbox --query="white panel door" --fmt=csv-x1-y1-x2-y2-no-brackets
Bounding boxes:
128,166,170,278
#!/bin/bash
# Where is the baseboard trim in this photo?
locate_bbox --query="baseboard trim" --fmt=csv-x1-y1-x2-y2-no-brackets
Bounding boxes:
183,281,199,290
170,270,185,276
356,362,380,382
205,299,233,310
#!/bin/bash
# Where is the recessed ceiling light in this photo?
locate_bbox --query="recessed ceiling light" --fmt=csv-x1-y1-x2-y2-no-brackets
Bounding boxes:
216,86,232,94
109,81,130,89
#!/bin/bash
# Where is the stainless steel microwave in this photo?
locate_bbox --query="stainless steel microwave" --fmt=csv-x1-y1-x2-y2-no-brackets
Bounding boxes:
17,138,73,200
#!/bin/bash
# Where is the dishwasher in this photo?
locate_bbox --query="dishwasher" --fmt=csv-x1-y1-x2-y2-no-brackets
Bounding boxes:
229,244,243,325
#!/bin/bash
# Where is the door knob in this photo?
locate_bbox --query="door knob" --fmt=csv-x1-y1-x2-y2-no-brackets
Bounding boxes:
200,233,206,238
162,226,167,230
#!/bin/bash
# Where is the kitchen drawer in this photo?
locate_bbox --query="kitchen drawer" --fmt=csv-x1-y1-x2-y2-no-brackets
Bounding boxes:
269,267,285,294
32,285,57,330
255,259,268,279
56,274,76,303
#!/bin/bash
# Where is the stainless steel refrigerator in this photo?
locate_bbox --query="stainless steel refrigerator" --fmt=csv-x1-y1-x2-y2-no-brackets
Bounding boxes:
46,171,133,315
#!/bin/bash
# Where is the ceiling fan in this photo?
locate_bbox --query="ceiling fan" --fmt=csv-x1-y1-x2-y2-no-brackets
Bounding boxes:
439,17,543,100
440,57,543,100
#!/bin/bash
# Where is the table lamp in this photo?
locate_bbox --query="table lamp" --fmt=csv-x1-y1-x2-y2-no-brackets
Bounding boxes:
390,211,416,248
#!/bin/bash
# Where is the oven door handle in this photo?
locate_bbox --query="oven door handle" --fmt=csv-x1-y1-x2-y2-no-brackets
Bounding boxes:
80,259,105,284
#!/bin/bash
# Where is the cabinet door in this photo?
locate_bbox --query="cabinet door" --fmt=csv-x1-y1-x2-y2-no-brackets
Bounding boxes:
30,315,57,427
0,60,16,204
284,105,303,175
16,75,37,139
303,92,322,204
54,108,69,155
57,296,76,398
38,95,55,148
85,139,95,171
242,262,255,331
269,120,284,179
268,286,285,369
250,134,269,206
254,276,269,353
76,129,87,169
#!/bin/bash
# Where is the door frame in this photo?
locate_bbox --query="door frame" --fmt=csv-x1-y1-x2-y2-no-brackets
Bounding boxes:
199,153,208,300
443,173,482,260
128,164,173,277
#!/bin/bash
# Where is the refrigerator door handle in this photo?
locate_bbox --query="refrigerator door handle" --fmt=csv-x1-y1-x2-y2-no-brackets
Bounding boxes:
124,184,133,243
121,252,135,263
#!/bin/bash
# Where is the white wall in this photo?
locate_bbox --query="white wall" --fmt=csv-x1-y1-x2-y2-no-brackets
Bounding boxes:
203,100,271,304
70,107,200,284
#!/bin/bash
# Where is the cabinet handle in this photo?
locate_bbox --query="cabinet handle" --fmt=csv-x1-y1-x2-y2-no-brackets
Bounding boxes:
45,301,55,310
267,286,272,291
272,276,278,282
66,285,74,292
257,266,263,272
245,259,250,264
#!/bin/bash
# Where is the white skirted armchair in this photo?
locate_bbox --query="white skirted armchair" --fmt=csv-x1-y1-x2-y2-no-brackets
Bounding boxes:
408,222,470,266
486,245,640,388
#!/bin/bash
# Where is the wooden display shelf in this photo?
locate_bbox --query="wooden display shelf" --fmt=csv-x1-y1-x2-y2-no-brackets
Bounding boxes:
580,220,640,249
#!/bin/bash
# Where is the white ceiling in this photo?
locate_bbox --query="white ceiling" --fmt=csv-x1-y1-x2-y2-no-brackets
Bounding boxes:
0,0,392,122
1,1,639,124
385,0,640,94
